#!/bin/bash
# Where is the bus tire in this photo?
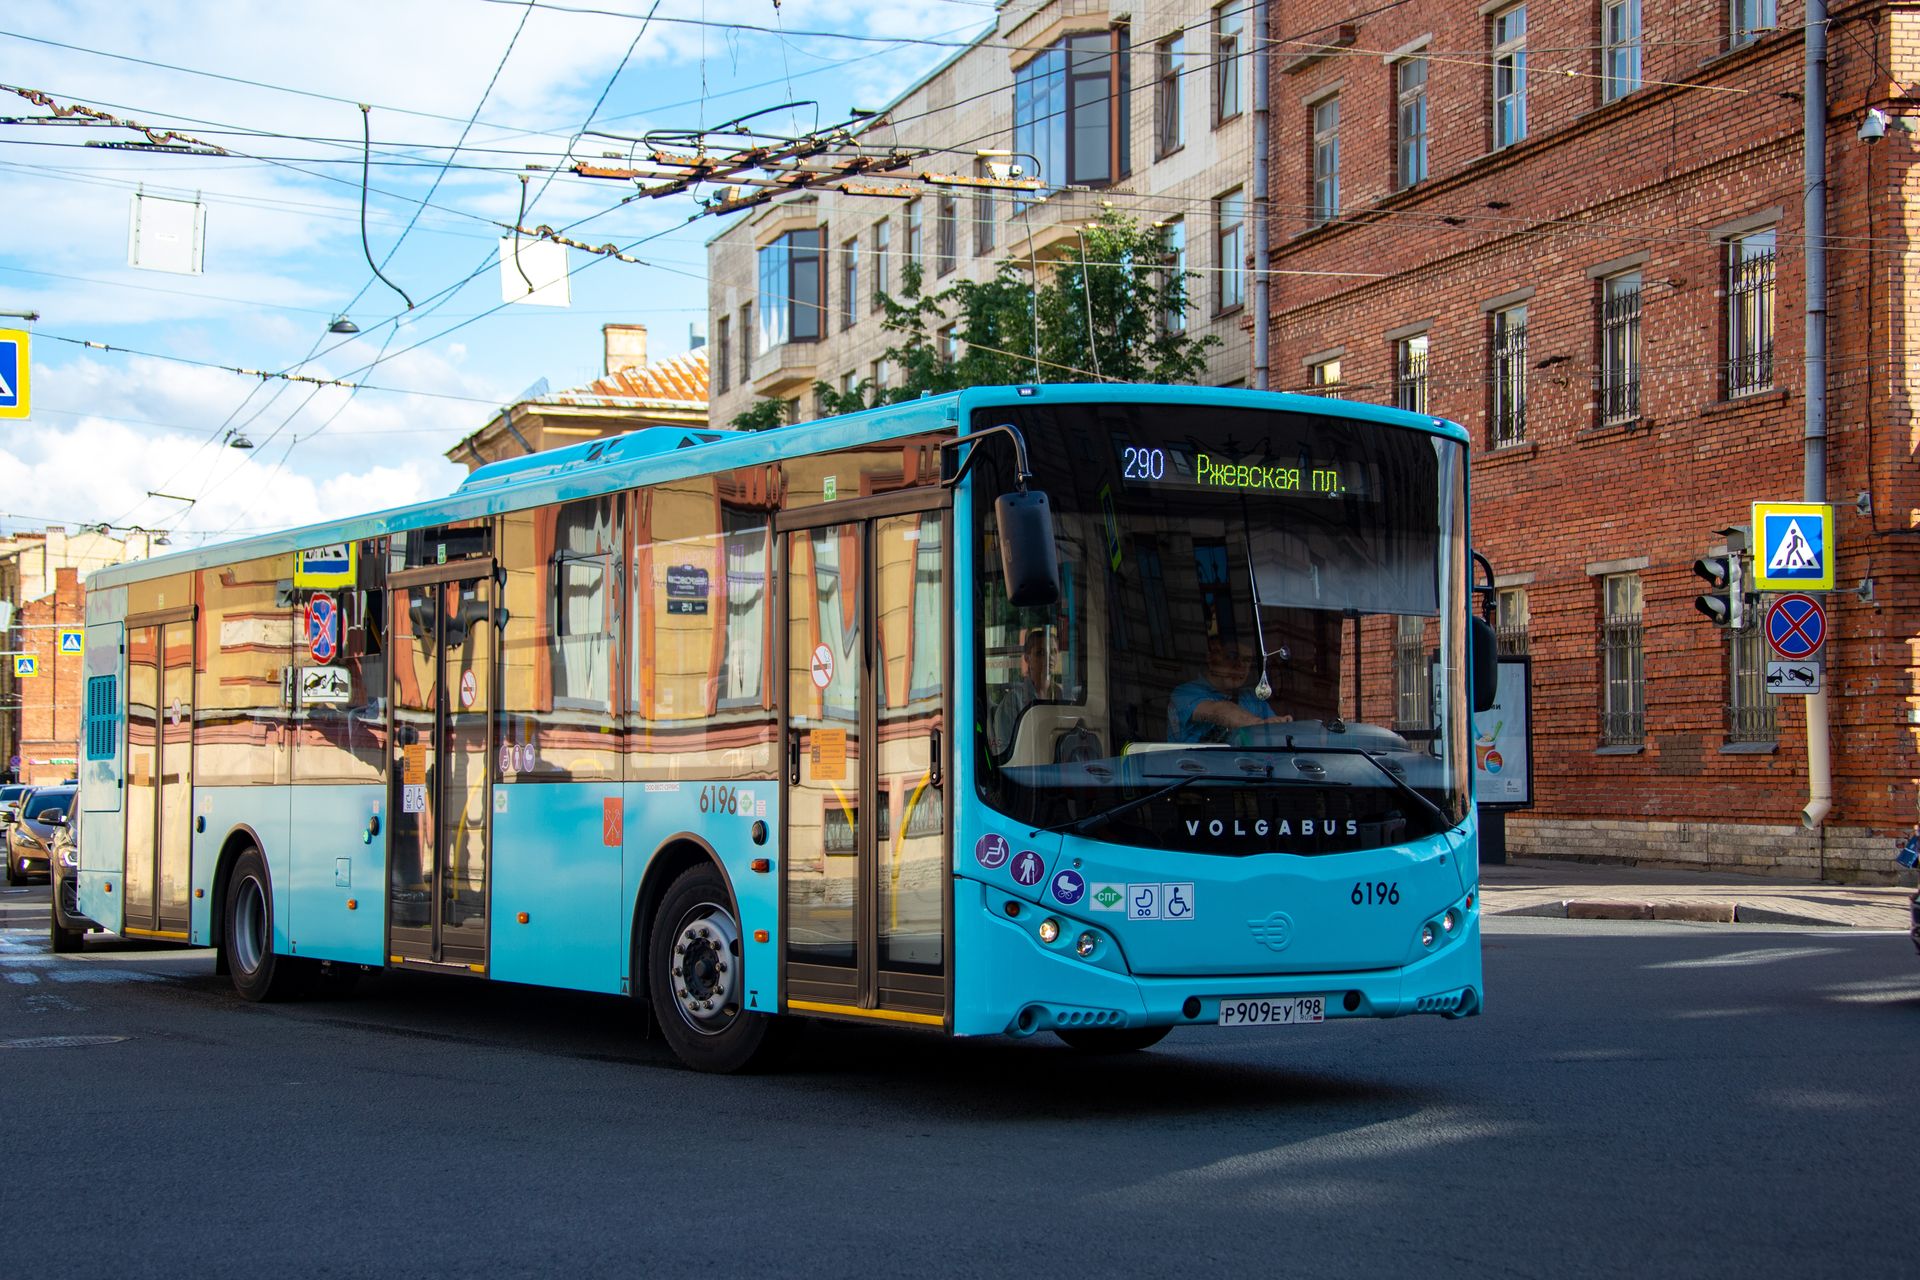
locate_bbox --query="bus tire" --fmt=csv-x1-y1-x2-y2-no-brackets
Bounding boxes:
647,862,781,1073
1054,1025,1172,1053
50,918,84,953
223,847,309,1002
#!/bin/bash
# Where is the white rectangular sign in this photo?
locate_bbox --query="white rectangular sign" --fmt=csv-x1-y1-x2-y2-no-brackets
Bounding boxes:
1765,659,1821,695
300,666,352,705
1473,657,1533,808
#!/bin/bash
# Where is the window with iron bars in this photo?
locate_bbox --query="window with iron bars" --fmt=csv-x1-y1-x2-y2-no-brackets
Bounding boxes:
1600,271,1642,424
1395,333,1429,413
1496,586,1530,655
1727,622,1777,743
1599,572,1644,746
1491,305,1527,446
1394,615,1431,730
1726,229,1775,397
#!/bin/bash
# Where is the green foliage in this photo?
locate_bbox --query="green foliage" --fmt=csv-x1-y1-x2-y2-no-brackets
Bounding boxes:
728,397,790,431
868,209,1219,398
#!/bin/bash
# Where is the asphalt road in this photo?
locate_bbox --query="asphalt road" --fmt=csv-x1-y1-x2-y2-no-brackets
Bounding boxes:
2,883,1914,1278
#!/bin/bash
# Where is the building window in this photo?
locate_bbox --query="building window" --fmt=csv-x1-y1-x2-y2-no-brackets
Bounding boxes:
1726,227,1775,397
973,159,996,256
1308,356,1342,392
936,192,958,276
1396,57,1428,188
1394,616,1431,730
1731,0,1776,47
1491,303,1527,446
905,200,923,272
1156,34,1185,157
841,237,859,329
1603,0,1641,101
737,304,752,383
940,324,960,364
1216,189,1245,312
1214,3,1245,125
716,316,731,393
756,228,825,350
871,357,890,394
1496,586,1530,655
1600,271,1642,423
1493,5,1528,149
840,370,858,400
1728,622,1777,743
1395,333,1429,413
873,219,891,296
1014,29,1129,193
1161,217,1187,333
1600,572,1644,747
1311,96,1340,223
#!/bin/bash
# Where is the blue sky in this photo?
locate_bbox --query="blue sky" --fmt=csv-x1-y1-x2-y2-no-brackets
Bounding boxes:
0,0,988,544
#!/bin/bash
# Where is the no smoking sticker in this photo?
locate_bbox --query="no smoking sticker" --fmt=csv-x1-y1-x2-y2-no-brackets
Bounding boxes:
810,643,834,689
460,669,477,708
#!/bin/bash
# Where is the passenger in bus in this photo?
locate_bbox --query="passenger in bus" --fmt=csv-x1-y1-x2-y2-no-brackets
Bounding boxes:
991,629,1054,754
1168,636,1293,743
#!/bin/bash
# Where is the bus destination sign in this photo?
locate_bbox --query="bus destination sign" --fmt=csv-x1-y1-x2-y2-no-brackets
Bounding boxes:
1117,444,1367,498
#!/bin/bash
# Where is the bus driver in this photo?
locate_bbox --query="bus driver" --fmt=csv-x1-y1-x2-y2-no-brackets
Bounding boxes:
1168,635,1293,743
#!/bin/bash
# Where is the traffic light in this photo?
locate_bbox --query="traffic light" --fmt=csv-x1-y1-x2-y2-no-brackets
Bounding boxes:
1693,546,1747,629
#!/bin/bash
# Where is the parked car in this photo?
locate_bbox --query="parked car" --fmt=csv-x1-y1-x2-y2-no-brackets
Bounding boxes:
6,785,75,885
50,806,93,953
0,781,30,831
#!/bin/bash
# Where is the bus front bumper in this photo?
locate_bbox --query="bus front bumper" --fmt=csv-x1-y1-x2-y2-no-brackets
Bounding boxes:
951,878,1483,1038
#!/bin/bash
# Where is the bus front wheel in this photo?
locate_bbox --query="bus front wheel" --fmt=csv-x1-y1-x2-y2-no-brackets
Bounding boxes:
647,863,781,1073
223,847,309,1002
1054,1025,1171,1053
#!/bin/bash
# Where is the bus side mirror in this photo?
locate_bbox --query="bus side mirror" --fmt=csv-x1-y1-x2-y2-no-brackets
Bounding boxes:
996,490,1060,608
1470,617,1498,714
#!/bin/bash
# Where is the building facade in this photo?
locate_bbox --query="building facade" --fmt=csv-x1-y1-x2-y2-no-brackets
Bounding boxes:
706,0,1260,427
1264,0,1918,879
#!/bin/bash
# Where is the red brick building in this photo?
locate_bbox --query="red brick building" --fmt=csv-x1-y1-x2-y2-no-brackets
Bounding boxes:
1264,0,1916,878
14,566,83,784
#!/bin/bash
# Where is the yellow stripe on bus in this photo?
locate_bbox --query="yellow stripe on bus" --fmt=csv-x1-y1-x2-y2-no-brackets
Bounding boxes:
788,999,945,1027
121,926,190,941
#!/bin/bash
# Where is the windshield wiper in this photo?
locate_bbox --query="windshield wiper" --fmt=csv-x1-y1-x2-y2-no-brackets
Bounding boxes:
1035,772,1327,838
1283,745,1452,832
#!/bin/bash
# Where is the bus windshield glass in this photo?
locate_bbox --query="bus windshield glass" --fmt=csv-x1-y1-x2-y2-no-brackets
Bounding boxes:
975,401,1469,855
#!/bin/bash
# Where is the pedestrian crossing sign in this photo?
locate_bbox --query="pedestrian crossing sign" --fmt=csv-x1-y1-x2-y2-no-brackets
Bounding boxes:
58,628,83,655
1752,501,1833,592
13,654,37,677
0,327,28,420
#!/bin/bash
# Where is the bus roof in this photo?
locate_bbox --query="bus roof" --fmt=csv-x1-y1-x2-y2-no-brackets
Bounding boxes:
86,384,1465,590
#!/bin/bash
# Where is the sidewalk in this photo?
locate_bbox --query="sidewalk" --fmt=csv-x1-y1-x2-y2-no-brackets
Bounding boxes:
1480,857,1916,929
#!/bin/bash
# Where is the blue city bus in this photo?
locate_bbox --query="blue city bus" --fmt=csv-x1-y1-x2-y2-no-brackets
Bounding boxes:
74,384,1494,1071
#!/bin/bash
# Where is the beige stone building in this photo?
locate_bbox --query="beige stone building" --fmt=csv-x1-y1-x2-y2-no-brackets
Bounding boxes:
705,0,1257,427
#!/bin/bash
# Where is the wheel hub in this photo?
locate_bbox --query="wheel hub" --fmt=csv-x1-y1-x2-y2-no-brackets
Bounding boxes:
669,903,740,1036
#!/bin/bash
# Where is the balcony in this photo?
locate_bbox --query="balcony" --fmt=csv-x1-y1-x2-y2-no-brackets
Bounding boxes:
750,340,819,399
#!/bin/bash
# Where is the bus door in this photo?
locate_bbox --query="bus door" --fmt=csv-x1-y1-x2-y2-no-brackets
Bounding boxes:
122,608,195,939
386,564,495,972
779,496,950,1027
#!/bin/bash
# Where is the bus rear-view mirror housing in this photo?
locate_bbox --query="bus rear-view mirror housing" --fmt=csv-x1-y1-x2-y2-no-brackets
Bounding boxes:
1470,616,1498,714
996,490,1060,608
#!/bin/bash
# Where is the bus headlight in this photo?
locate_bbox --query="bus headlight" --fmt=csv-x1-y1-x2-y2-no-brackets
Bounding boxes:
1037,918,1060,944
1441,910,1458,935
1420,924,1436,948
1075,932,1097,958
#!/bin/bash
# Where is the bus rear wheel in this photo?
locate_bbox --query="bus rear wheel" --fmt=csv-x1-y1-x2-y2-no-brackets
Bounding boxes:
223,847,310,1002
647,863,781,1073
1054,1025,1171,1053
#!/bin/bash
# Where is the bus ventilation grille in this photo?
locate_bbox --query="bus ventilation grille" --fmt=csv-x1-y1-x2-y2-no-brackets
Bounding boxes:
1055,1008,1124,1028
1414,991,1464,1014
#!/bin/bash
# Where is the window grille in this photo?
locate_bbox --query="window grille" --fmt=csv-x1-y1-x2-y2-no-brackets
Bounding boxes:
1496,586,1530,655
1600,573,1644,746
1395,334,1429,413
1727,230,1775,396
85,674,119,761
1601,272,1642,423
1394,616,1430,730
1491,306,1527,446
1727,622,1777,743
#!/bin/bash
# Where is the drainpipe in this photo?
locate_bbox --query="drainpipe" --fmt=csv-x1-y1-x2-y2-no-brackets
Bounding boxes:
1251,0,1270,390
1801,0,1832,830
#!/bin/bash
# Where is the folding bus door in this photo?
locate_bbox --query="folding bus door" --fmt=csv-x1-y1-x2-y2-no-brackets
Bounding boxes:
780,496,950,1027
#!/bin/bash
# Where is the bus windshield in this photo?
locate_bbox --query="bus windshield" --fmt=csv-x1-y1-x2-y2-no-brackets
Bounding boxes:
975,401,1470,855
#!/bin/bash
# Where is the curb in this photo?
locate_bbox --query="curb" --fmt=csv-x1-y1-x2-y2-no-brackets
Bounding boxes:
1491,898,1849,928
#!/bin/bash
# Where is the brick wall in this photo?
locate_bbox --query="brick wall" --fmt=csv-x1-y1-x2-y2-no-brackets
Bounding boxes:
1266,0,1920,880
17,566,83,784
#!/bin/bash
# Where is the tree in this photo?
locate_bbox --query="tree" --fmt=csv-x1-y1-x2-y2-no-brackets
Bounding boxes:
727,208,1216,428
